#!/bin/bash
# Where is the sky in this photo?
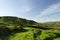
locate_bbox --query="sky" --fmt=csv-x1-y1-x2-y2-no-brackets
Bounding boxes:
0,0,60,23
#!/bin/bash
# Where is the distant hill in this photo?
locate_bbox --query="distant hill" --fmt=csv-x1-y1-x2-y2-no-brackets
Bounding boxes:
0,16,60,40
0,16,37,29
44,21,60,25
0,16,60,29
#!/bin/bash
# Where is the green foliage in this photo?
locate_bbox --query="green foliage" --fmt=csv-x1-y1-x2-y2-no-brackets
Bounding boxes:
0,16,37,29
0,16,60,40
9,30,34,40
54,38,60,40
36,30,60,40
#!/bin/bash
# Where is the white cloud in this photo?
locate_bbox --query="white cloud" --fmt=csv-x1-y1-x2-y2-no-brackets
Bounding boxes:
33,3,60,22
17,0,33,14
37,3,60,17
18,6,32,14
37,18,60,23
0,0,33,17
0,12,16,16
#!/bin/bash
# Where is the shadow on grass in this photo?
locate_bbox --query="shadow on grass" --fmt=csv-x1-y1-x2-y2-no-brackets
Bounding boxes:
44,33,60,40
0,26,28,40
28,26,53,30
34,30,42,40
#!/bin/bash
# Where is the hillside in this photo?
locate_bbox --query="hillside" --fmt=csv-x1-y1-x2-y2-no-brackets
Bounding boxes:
45,21,60,24
42,21,60,29
0,16,37,29
0,16,60,40
0,16,60,29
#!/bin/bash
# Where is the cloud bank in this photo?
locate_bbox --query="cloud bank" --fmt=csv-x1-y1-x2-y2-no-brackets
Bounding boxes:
17,0,33,14
37,3,60,17
34,3,60,22
0,0,33,17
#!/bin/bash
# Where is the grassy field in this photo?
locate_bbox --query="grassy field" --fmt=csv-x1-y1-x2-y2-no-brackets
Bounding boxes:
0,16,60,40
0,27,60,40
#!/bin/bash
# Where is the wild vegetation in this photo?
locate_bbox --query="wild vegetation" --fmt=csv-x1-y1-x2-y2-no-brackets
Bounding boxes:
0,16,60,40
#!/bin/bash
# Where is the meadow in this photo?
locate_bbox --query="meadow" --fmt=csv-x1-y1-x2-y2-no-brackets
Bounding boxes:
0,16,60,40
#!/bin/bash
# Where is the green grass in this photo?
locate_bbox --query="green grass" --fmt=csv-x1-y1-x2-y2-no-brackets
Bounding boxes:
0,16,60,40
4,27,59,40
36,29,60,40
54,38,60,40
9,30,34,40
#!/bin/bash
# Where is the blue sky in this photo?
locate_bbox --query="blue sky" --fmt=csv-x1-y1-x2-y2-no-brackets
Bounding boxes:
0,0,60,22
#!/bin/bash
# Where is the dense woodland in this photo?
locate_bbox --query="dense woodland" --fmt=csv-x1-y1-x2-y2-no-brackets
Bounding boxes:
0,16,60,40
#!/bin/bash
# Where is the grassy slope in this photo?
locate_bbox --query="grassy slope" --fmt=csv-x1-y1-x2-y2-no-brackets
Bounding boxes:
8,27,60,40
0,16,60,40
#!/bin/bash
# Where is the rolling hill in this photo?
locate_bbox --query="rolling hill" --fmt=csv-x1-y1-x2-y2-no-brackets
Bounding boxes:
0,16,60,40
0,16,37,29
45,21,60,24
